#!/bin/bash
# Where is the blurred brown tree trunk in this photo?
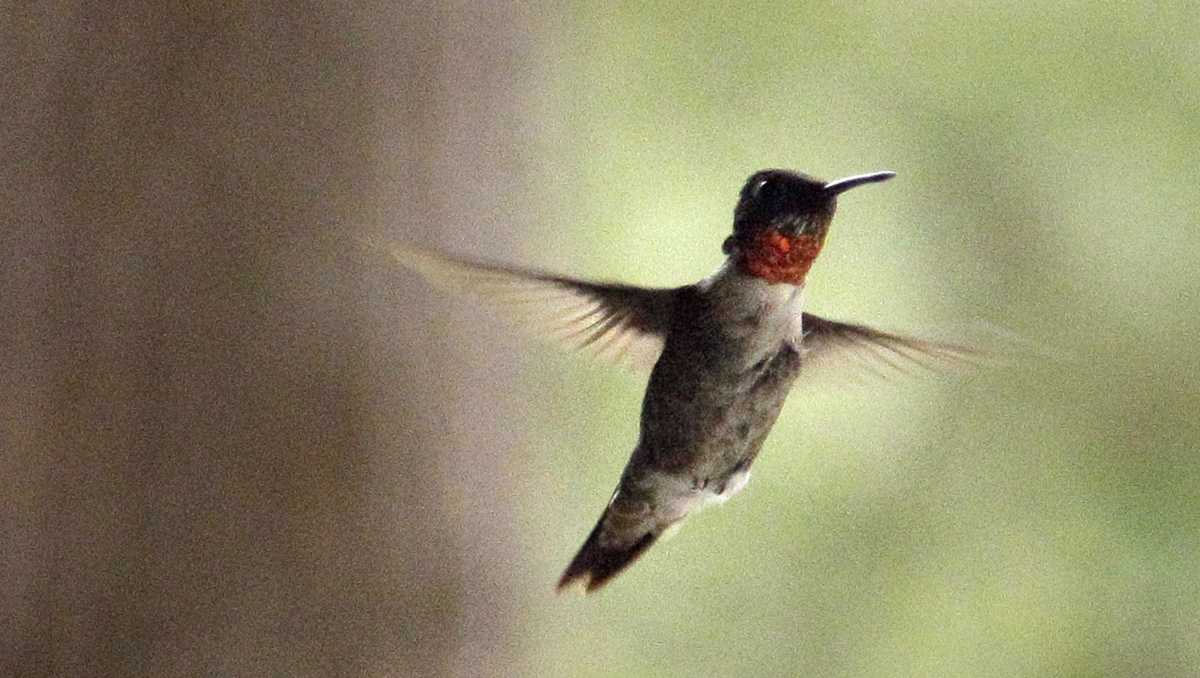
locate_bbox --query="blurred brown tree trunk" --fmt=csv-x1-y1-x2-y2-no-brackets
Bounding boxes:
2,4,524,676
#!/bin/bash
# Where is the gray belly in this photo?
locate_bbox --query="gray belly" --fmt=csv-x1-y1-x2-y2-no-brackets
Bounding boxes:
634,341,803,486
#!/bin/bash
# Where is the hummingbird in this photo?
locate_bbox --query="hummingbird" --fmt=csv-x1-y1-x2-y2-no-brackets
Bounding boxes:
379,169,974,593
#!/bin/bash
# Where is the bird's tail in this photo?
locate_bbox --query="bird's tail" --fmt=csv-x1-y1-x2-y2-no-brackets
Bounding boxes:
557,504,661,594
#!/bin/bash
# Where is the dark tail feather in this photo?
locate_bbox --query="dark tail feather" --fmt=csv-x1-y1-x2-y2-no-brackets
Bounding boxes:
557,514,659,594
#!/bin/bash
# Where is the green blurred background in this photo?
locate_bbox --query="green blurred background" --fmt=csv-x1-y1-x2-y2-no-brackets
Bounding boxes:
5,3,1198,677
510,5,1200,677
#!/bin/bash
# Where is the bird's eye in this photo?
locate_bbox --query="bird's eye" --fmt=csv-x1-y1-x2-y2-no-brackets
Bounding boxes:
753,177,781,203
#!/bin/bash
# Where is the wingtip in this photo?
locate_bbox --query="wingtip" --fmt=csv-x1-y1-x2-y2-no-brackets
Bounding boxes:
361,239,470,289
365,238,424,265
356,235,416,267
356,235,424,262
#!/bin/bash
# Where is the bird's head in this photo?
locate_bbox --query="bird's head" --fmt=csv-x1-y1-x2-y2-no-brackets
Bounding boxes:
724,169,895,285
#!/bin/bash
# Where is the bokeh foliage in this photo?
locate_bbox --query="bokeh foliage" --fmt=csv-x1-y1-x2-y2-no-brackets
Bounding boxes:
492,4,1200,676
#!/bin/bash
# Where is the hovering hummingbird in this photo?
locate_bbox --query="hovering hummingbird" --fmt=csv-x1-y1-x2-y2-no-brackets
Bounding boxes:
379,169,974,593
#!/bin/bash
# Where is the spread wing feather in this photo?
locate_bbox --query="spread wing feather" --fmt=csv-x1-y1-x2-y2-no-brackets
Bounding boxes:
372,240,678,371
800,312,981,378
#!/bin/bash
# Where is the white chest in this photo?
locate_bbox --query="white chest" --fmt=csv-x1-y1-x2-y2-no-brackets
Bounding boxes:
699,263,806,365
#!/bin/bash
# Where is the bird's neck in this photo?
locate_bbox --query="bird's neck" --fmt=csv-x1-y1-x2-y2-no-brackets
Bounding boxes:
735,229,825,286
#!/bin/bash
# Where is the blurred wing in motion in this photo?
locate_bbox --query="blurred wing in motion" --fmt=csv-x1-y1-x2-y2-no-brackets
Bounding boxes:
800,312,981,379
372,240,679,371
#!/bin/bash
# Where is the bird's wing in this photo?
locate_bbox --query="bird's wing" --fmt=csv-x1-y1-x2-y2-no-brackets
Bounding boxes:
372,240,678,371
799,312,980,379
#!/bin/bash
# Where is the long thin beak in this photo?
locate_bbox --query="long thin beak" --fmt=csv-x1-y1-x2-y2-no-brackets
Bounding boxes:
823,171,896,196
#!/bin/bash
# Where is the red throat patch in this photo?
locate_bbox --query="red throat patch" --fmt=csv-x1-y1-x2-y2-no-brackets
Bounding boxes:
737,229,824,285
